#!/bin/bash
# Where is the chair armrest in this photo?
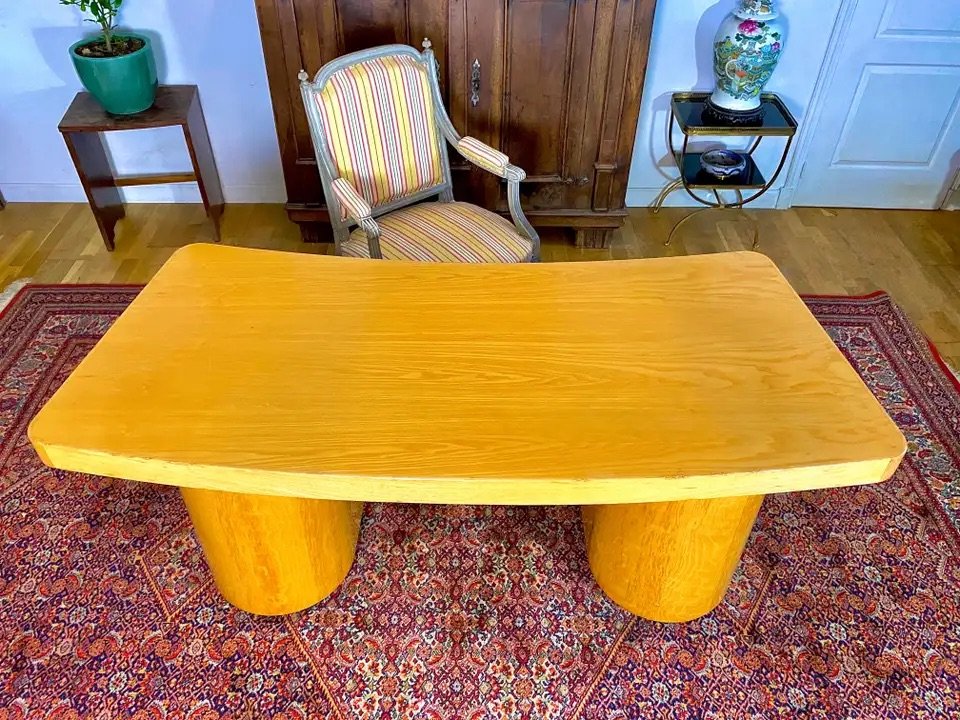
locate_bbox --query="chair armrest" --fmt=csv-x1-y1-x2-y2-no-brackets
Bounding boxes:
331,178,373,223
330,178,383,258
457,137,526,182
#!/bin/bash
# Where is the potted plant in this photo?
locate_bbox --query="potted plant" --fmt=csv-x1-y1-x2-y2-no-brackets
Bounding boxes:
62,0,158,115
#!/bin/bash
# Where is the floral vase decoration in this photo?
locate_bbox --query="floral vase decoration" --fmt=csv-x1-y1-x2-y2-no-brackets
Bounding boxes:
707,0,784,124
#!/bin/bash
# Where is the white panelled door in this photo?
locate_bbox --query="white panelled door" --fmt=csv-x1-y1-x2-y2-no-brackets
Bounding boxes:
793,0,960,209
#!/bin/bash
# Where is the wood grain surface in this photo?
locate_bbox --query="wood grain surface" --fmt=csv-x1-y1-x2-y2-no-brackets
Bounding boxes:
1,203,956,370
180,487,362,615
28,244,904,504
58,85,201,132
583,495,765,622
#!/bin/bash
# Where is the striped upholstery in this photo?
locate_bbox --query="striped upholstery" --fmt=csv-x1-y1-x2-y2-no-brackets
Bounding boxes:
457,137,510,176
330,177,372,221
315,54,444,219
342,202,533,263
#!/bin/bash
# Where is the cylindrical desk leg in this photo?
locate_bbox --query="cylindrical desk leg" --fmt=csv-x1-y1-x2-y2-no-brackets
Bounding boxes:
583,494,764,622
180,487,363,616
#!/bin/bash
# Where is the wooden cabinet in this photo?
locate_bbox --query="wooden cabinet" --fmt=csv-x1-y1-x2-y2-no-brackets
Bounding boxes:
254,0,656,247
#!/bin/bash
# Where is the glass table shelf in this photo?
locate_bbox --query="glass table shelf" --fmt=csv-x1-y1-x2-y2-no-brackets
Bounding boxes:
679,152,767,191
672,92,798,137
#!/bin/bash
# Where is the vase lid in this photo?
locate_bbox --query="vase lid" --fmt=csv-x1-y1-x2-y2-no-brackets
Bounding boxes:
735,0,778,20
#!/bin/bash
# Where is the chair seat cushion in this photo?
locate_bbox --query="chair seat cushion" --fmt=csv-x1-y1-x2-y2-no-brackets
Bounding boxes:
342,202,533,263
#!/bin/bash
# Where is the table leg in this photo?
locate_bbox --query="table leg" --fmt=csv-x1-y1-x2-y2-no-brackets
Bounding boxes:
180,487,363,615
62,131,125,251
582,494,764,622
182,94,224,242
652,177,683,213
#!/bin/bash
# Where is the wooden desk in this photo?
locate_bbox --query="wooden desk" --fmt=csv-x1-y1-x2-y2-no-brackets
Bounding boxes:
59,86,224,251
29,246,905,621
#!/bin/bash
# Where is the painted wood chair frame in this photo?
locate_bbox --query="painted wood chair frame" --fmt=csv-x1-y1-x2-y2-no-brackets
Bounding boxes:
299,41,540,261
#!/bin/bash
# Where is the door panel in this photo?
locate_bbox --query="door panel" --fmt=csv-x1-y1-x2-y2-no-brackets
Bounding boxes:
409,2,451,94
795,0,960,208
338,0,408,50
878,0,960,39
458,0,600,211
447,0,506,207
503,0,574,176
833,66,960,165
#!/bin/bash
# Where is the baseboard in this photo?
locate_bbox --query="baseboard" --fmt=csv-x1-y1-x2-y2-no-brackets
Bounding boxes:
1,183,287,204
943,187,960,210
625,186,782,210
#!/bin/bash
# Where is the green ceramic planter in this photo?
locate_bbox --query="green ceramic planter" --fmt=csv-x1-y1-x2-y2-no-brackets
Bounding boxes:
70,33,158,115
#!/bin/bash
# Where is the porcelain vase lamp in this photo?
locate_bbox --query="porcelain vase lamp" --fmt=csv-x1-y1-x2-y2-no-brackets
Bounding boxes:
708,0,785,124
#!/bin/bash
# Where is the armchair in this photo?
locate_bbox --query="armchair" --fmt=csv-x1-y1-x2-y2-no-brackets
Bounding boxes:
299,42,540,262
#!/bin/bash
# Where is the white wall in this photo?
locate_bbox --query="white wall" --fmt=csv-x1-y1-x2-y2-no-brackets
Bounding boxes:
0,1,285,203
626,0,842,208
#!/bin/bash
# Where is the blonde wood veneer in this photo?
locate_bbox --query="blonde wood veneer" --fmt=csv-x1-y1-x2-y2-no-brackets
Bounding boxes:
180,488,362,615
28,244,905,505
27,244,906,618
583,495,765,622
2,204,958,370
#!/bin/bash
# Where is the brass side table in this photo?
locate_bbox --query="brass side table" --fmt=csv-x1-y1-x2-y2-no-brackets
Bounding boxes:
653,92,798,247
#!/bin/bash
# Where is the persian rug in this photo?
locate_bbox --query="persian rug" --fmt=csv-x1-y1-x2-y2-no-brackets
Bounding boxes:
1,285,958,720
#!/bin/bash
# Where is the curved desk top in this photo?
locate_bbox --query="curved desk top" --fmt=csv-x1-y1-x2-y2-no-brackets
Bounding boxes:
29,245,905,505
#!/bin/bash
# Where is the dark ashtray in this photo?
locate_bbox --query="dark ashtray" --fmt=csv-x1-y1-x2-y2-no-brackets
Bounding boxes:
700,149,747,179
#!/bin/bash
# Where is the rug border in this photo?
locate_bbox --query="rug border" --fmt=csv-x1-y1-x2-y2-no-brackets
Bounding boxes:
925,337,960,394
0,283,144,324
800,289,889,301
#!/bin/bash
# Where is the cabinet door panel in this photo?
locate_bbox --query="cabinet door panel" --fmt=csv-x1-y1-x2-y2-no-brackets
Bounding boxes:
448,0,507,207
503,0,574,178
496,0,598,210
453,0,585,210
338,0,408,50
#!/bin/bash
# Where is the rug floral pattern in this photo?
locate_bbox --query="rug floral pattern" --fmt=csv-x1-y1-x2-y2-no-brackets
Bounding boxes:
0,286,958,719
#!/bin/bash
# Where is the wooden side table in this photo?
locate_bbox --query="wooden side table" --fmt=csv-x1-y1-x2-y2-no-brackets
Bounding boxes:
59,85,224,251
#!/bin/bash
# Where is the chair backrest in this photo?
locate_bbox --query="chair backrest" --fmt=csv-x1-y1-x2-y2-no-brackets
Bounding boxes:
301,45,451,228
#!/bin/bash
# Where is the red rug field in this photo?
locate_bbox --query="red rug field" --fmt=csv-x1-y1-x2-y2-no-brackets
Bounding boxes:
0,285,958,719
